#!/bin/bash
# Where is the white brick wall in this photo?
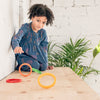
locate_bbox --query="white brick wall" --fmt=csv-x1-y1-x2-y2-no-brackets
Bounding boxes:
74,0,95,6
54,0,73,7
95,0,100,6
31,0,53,6
22,0,100,95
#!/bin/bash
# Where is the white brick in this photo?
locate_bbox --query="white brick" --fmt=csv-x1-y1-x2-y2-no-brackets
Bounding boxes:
67,7,87,17
86,7,100,34
54,0,73,7
53,7,69,29
31,0,53,7
23,0,30,23
95,0,100,6
64,7,88,37
75,0,95,6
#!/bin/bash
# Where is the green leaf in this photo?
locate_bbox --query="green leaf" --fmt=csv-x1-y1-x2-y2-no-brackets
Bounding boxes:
93,46,100,58
93,41,100,58
77,67,83,75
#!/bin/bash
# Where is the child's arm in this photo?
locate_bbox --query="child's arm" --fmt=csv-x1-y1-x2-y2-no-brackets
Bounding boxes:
11,24,27,54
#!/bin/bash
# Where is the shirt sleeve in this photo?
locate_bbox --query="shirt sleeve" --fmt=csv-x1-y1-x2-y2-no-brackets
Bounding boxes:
11,23,27,50
39,30,48,63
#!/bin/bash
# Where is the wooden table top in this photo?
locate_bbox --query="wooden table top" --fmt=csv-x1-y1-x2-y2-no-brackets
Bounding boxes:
0,67,100,100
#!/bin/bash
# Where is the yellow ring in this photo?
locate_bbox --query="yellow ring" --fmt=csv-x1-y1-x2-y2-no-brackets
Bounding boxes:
38,73,56,89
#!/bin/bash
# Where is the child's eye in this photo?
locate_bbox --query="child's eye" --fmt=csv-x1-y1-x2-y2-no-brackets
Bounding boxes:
43,22,46,24
37,20,40,22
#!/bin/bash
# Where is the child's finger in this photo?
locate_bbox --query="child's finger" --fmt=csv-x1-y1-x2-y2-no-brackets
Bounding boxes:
18,47,22,54
20,47,24,53
21,50,24,54
14,49,18,54
14,47,19,53
22,50,24,53
20,50,24,54
17,49,21,54
19,50,23,54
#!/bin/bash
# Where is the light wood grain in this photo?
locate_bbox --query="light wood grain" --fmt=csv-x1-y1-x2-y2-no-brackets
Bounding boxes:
0,67,100,100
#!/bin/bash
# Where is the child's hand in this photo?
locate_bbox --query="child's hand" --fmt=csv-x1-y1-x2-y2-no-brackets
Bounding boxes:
14,47,24,54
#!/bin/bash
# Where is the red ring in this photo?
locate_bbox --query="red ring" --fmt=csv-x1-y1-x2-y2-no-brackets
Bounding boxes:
6,79,22,83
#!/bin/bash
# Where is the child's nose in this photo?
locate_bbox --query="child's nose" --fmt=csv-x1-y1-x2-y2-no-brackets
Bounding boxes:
39,23,43,28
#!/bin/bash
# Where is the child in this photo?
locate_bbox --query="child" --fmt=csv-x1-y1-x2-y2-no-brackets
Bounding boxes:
11,4,54,71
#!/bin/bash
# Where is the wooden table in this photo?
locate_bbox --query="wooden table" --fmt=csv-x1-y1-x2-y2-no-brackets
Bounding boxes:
0,67,100,100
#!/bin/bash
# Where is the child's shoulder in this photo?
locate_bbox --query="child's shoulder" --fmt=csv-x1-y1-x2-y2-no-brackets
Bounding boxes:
21,23,30,31
22,23,29,27
39,29,46,34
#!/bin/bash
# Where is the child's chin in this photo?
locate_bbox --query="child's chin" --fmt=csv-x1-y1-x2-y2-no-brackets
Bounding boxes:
38,28,42,31
37,27,42,30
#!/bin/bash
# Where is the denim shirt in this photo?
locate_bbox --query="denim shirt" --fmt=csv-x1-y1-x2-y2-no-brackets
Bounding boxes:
11,22,48,63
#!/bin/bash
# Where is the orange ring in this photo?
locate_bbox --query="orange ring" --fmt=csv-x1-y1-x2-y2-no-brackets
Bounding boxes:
19,63,32,77
38,73,56,89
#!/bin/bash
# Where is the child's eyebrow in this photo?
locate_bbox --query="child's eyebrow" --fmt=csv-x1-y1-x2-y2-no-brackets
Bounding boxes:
36,17,47,22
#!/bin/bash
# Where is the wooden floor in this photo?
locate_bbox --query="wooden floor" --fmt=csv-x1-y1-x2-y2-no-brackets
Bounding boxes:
0,67,100,100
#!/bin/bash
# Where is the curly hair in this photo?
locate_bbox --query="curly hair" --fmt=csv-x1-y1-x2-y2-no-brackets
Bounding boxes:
28,4,54,26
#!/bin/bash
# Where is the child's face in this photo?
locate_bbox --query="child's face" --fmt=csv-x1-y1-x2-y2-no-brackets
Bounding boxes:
31,16,47,32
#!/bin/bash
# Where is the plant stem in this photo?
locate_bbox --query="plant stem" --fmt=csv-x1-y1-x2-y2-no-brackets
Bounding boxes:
89,57,95,67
